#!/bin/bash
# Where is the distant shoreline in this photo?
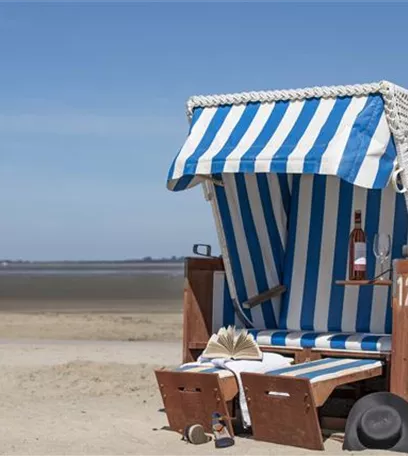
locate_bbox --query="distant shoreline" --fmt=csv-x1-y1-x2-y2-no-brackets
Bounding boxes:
0,259,185,266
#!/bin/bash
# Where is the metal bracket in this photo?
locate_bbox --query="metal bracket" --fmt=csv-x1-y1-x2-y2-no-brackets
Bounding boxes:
192,244,213,257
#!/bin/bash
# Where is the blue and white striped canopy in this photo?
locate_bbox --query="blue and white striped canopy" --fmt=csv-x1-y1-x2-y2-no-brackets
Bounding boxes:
167,94,397,191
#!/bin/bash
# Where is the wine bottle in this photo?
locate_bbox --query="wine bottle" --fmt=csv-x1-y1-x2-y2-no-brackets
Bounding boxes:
349,210,367,280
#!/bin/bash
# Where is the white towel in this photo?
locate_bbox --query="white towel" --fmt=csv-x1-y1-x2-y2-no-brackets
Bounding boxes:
197,352,293,427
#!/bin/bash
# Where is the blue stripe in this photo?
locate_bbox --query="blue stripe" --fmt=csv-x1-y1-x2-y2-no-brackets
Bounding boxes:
270,98,321,173
211,103,261,174
373,137,397,189
300,332,320,348
300,176,326,330
214,184,252,324
271,331,289,346
248,329,261,339
279,175,301,329
172,175,195,192
329,334,348,350
257,174,285,279
266,358,336,376
338,95,383,184
386,193,408,333
328,180,353,331
295,359,379,380
222,277,235,327
356,189,381,332
239,101,290,173
303,97,353,174
182,105,232,176
235,174,277,328
361,335,381,351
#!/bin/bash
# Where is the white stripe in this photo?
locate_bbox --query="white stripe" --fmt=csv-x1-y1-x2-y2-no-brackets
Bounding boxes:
245,174,282,322
344,333,366,351
313,177,340,331
172,107,217,179
282,331,306,348
287,99,337,173
309,361,383,383
254,100,305,172
195,105,247,175
223,175,264,329
376,336,391,352
286,176,313,330
256,329,282,346
280,358,353,378
267,174,288,249
319,97,368,177
342,186,368,332
212,271,225,332
371,186,395,333
223,103,275,172
353,114,391,188
313,333,338,349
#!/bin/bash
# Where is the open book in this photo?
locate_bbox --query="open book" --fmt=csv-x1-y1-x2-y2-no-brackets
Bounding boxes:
201,326,263,361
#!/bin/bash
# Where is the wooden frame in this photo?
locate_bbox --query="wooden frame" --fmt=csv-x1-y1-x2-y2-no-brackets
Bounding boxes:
390,258,408,401
182,257,224,363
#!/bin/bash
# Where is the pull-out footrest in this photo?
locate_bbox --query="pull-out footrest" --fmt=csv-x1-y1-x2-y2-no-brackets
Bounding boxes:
241,357,383,451
155,363,238,435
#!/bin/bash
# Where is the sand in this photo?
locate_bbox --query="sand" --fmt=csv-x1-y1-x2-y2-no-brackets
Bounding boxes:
0,311,393,456
0,309,182,341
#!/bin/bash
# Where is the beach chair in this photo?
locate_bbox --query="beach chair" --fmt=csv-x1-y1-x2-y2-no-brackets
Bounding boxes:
160,80,408,449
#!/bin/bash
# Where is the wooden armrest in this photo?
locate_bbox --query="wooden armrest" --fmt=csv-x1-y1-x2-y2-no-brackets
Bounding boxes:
243,285,286,309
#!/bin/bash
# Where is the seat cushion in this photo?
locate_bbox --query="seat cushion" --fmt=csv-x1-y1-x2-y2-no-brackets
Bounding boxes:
250,329,391,353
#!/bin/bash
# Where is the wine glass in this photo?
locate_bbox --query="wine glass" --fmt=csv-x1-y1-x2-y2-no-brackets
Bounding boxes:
373,234,391,281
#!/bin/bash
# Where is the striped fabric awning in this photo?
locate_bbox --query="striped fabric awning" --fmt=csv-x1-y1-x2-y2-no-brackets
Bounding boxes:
167,94,397,191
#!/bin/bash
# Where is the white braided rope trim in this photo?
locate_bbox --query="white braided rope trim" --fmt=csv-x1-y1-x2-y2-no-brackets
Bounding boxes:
382,82,408,227
186,81,388,120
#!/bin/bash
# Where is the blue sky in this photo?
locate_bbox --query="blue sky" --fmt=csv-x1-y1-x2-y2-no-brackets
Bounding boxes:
1,2,407,260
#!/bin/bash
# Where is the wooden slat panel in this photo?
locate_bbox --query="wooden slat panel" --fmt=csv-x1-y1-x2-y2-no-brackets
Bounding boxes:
391,259,408,400
242,373,324,450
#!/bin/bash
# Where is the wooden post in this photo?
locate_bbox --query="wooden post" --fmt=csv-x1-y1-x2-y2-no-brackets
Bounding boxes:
390,259,408,400
182,257,224,363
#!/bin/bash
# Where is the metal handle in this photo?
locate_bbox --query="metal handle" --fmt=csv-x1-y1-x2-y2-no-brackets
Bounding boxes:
192,244,213,257
392,166,407,193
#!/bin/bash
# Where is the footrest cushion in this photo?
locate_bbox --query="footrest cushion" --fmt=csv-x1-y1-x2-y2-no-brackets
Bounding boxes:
176,362,235,378
266,357,383,383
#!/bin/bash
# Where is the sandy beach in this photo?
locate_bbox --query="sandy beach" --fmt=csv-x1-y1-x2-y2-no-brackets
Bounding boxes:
0,310,390,456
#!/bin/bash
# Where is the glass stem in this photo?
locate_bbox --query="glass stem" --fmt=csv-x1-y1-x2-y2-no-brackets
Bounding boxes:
379,259,384,280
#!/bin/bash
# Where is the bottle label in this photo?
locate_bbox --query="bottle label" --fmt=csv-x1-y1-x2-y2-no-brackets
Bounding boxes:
354,242,366,271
